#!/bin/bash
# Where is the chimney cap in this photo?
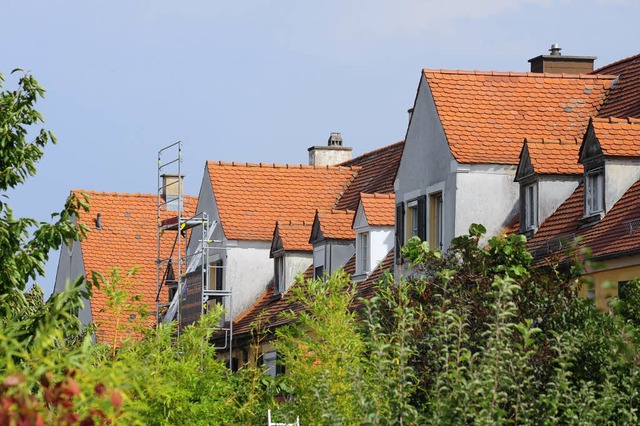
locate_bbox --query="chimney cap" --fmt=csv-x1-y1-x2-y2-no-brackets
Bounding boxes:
549,43,562,56
328,132,343,146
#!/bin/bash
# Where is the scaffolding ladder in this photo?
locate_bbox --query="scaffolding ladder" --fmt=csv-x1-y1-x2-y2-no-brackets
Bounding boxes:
155,142,233,359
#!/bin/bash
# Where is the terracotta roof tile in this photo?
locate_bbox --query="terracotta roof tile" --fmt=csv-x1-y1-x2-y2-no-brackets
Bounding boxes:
590,117,640,157
359,193,396,226
316,209,356,240
528,179,640,262
525,138,583,175
72,190,197,344
593,53,640,119
207,161,359,241
273,220,313,252
423,69,615,164
335,141,404,210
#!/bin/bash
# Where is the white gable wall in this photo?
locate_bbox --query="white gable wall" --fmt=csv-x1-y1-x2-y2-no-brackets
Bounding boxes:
284,253,313,290
54,219,92,325
395,75,457,249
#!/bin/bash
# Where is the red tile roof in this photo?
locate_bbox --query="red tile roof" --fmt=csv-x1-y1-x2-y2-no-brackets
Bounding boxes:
359,193,396,226
335,141,404,210
593,53,640,119
273,220,313,252
524,138,583,175
590,117,640,157
423,69,615,165
528,179,640,262
207,161,359,241
232,250,395,339
315,209,356,240
72,190,197,344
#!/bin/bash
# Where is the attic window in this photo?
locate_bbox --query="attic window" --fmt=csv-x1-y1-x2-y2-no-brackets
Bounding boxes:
585,167,604,217
274,256,285,294
522,183,538,232
357,231,369,274
313,245,325,279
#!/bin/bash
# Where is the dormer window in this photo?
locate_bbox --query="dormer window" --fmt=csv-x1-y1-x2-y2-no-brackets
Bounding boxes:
585,167,604,217
357,231,369,274
522,182,538,232
274,256,285,294
313,245,325,279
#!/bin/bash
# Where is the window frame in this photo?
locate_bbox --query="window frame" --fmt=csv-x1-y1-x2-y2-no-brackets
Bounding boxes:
274,255,285,294
357,231,370,274
585,166,604,217
522,182,538,232
428,192,443,250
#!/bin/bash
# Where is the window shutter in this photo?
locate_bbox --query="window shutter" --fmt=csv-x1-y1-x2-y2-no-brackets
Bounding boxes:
417,195,427,241
395,202,404,263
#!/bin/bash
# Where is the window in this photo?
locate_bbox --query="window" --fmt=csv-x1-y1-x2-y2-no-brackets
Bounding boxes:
395,203,404,264
357,232,369,274
274,256,285,294
406,196,426,241
314,265,324,279
208,260,224,306
259,351,284,378
313,245,325,279
618,280,629,300
522,183,538,231
585,167,604,216
429,192,443,250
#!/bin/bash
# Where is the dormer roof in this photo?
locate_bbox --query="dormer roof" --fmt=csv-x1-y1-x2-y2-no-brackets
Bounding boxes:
528,179,640,262
515,138,582,181
357,193,395,227
270,220,313,256
71,190,198,344
206,161,359,241
579,117,640,162
422,69,616,165
309,209,355,243
593,53,640,119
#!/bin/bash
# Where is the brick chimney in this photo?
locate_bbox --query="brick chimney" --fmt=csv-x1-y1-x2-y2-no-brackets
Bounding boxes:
308,132,352,166
528,44,596,74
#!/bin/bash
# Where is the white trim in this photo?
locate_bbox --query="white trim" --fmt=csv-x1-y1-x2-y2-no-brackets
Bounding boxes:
403,189,422,202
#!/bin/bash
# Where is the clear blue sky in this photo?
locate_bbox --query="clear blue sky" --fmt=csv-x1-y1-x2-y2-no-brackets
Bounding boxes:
2,0,639,296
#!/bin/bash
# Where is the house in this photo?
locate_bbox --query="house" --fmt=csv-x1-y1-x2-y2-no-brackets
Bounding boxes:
187,158,360,323
54,190,197,344
220,140,403,370
394,49,616,265
525,117,640,309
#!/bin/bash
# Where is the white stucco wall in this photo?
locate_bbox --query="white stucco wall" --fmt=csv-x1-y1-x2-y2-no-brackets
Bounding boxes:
284,252,313,290
370,228,394,268
454,164,519,241
538,177,580,225
605,159,640,212
226,241,273,319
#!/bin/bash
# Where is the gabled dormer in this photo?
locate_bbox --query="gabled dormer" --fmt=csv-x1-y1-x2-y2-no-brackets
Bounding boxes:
352,194,395,282
515,138,582,235
309,209,355,279
579,118,640,222
270,221,313,295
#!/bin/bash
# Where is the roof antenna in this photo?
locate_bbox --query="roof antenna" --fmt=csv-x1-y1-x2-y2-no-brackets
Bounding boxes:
95,213,102,230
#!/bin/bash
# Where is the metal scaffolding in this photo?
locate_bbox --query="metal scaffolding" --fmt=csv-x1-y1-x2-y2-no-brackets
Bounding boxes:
155,142,233,359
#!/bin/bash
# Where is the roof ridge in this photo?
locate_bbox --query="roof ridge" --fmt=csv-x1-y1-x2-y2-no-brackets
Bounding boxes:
422,68,618,80
592,117,640,124
338,140,404,166
592,52,640,74
360,192,396,199
525,137,581,145
207,159,361,172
